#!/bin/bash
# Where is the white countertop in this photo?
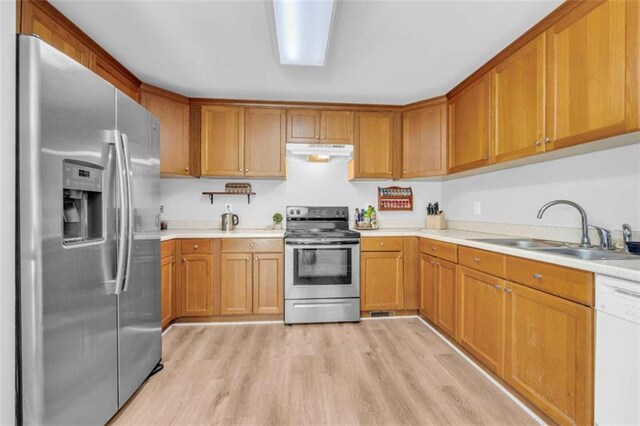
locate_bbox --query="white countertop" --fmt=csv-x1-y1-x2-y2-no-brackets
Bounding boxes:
161,227,640,283
161,228,285,241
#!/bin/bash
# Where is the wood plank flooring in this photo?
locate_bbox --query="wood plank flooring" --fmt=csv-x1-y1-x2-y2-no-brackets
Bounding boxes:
110,318,538,426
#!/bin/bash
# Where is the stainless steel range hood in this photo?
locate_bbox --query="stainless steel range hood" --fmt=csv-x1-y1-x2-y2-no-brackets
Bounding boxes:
286,143,354,163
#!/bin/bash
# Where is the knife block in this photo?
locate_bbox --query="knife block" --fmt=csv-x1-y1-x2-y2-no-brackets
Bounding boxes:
426,213,447,230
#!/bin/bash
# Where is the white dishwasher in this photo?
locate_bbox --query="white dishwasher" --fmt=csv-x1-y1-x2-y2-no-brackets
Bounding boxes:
595,275,640,426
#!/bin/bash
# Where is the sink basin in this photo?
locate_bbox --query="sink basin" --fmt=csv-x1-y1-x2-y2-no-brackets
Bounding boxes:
536,247,639,261
470,238,566,249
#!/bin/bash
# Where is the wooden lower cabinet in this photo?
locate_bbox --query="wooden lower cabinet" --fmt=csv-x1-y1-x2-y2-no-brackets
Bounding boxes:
504,281,594,426
160,255,176,327
220,254,253,315
434,259,457,337
419,253,437,322
252,253,284,314
360,251,404,311
456,266,505,375
180,253,214,317
219,241,284,316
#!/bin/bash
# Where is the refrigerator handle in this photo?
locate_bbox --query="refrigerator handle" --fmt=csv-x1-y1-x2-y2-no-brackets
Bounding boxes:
112,130,128,295
121,133,135,293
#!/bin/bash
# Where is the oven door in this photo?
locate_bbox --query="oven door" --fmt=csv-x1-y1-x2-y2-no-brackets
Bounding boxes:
285,240,360,300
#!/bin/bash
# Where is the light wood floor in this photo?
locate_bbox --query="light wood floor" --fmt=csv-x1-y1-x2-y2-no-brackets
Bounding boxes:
111,318,538,426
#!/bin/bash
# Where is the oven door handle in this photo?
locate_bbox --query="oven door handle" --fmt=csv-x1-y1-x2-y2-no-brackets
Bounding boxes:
286,239,360,246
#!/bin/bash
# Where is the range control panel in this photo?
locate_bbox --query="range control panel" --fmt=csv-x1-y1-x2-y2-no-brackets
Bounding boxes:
286,206,349,220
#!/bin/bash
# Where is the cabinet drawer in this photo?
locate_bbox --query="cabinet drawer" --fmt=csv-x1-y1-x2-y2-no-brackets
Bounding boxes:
221,238,283,253
506,256,594,306
420,238,457,263
459,246,505,278
361,237,403,252
181,239,214,254
161,240,176,258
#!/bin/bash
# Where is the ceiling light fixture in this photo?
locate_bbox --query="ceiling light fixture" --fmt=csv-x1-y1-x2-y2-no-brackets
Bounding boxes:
273,0,335,66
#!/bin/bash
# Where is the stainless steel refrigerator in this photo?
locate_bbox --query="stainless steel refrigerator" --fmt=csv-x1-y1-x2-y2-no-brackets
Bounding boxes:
17,35,162,425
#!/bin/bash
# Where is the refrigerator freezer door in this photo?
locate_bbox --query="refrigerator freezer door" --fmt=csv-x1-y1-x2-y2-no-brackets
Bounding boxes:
116,92,162,407
18,36,119,425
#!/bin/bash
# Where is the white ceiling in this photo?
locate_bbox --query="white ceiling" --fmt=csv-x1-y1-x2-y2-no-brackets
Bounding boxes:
51,0,562,104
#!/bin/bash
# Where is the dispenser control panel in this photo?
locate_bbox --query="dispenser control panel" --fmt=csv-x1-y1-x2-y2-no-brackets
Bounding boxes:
63,162,102,192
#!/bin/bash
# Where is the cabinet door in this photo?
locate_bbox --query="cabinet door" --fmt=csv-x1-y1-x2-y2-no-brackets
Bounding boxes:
448,72,492,173
351,112,395,179
361,251,404,311
435,259,457,337
21,1,91,67
419,254,437,322
160,256,175,327
402,237,420,310
141,90,190,176
201,106,244,176
181,254,213,317
252,253,284,314
546,0,639,150
220,253,253,315
244,108,286,178
402,103,447,178
287,110,320,143
505,281,594,426
320,111,353,144
492,34,546,163
457,266,505,376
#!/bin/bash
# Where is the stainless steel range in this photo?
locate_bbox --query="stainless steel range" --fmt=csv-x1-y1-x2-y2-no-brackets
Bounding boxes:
284,206,361,324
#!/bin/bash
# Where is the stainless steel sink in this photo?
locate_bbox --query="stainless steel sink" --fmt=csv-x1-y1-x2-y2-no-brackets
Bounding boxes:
536,247,639,261
471,238,639,261
469,238,566,249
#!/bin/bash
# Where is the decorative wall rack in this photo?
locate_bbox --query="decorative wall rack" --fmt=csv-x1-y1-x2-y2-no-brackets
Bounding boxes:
202,192,256,204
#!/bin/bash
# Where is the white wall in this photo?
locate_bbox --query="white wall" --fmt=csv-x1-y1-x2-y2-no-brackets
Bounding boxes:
442,144,640,231
162,160,442,228
0,0,16,424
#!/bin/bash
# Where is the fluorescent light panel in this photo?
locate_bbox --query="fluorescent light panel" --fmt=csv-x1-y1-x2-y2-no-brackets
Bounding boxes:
273,0,335,66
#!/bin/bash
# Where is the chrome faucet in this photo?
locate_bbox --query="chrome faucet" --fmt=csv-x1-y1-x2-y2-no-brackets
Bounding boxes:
536,200,591,247
589,225,613,250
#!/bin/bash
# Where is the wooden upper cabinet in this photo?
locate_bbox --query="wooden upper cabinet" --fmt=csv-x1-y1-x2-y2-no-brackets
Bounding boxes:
220,253,253,315
141,86,191,177
456,266,505,376
200,106,244,176
419,253,437,322
180,253,214,317
505,281,594,426
402,102,447,178
448,72,492,173
320,111,353,144
546,0,639,150
252,253,284,314
492,34,546,163
350,112,395,179
244,108,287,178
21,1,90,67
90,53,140,102
287,110,320,143
361,251,404,311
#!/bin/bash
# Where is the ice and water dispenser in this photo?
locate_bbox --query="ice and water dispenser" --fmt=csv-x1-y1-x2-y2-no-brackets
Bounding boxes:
62,160,103,245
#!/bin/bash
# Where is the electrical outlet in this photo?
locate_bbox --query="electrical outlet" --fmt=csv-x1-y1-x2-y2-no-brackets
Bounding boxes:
225,203,232,212
473,201,481,216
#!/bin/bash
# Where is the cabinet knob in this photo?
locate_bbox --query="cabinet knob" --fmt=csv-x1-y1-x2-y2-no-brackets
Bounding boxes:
533,273,542,280
250,243,255,248
238,168,242,171
482,155,489,161
431,246,437,251
504,288,512,294
534,140,541,146
255,257,258,261
473,256,480,263
246,257,250,261
322,136,326,140
388,171,392,175
403,171,407,174
194,244,198,249
380,242,384,246
245,169,248,172
494,284,501,290
544,137,552,144
185,167,189,172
